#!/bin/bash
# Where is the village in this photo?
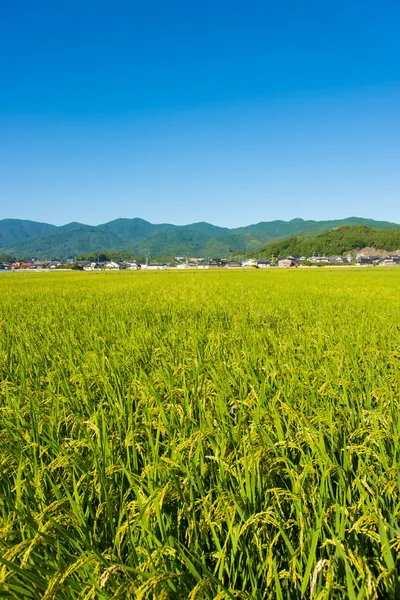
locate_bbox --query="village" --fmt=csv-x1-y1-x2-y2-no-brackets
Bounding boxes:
2,253,400,272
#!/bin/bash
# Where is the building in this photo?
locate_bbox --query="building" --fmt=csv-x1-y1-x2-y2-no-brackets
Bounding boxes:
31,261,50,269
12,262,32,270
75,261,91,269
104,261,121,270
83,262,100,271
356,257,375,266
227,261,243,268
380,256,400,266
242,259,257,267
309,256,330,264
278,258,297,268
256,260,271,268
324,257,350,265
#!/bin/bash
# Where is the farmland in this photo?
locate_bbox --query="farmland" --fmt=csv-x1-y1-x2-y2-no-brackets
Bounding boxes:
0,269,399,599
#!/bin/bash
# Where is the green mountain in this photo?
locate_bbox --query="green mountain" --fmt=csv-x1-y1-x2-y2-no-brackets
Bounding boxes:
125,230,211,257
99,218,179,242
233,217,400,247
4,227,122,259
252,226,400,259
1,217,400,259
0,219,57,248
58,222,94,233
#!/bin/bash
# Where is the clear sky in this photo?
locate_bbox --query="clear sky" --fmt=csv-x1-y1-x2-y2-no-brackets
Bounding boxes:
1,0,399,227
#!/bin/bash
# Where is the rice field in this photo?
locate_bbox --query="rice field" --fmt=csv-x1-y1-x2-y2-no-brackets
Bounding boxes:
0,269,399,599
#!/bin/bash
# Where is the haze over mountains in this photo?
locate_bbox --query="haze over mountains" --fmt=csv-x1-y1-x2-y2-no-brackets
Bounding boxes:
1,217,400,259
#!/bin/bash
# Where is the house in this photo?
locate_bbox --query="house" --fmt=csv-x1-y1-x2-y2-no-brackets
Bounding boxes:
31,261,50,269
208,259,227,268
278,258,297,268
126,262,140,270
309,256,330,264
356,257,375,266
356,254,382,266
104,261,120,270
326,257,349,265
83,262,100,271
74,261,91,269
12,262,32,270
242,259,257,267
256,260,271,268
380,256,400,266
227,261,243,268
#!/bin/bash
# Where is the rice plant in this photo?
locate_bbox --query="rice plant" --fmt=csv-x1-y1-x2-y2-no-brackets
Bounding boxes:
0,269,399,598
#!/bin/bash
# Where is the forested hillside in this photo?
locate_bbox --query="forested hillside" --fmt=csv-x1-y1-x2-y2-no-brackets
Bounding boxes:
0,219,57,248
251,226,400,258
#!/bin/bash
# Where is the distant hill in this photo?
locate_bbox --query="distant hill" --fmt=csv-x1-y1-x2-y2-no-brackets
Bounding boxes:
1,216,400,259
0,219,57,249
251,225,400,258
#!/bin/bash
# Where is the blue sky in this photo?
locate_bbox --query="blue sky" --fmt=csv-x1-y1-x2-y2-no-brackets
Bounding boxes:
1,0,399,227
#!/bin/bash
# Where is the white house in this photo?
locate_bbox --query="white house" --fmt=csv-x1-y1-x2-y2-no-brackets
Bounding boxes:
83,262,100,271
105,261,120,270
242,259,257,267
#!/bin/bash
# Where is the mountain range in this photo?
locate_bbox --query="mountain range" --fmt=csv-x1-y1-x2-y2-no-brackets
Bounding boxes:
1,217,400,259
